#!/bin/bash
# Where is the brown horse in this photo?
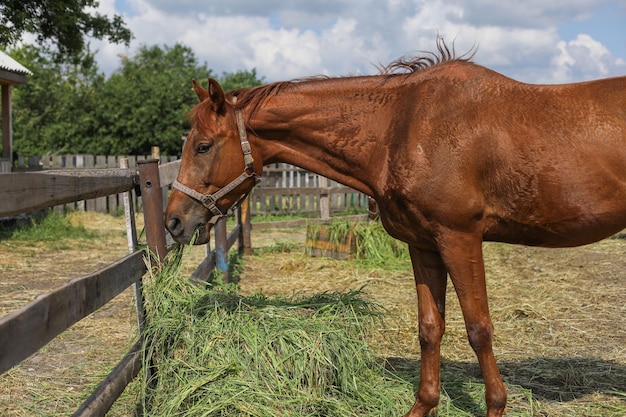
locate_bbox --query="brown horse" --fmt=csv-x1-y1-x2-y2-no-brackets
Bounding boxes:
165,41,626,416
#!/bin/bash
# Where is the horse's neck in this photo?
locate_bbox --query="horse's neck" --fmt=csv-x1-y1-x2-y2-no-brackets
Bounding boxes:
247,79,399,196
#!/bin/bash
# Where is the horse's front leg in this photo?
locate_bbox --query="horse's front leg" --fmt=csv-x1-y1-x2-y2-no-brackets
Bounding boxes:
438,230,507,417
404,246,448,417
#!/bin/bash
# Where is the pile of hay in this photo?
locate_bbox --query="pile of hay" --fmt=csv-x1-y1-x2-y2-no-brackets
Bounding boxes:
140,247,414,416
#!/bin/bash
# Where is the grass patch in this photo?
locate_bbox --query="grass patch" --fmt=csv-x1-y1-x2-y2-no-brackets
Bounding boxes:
0,211,99,242
140,246,415,416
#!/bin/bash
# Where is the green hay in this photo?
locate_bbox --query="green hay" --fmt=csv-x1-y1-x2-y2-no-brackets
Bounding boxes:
140,246,415,416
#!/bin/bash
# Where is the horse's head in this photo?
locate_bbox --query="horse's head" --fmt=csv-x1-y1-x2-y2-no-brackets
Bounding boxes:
165,78,261,245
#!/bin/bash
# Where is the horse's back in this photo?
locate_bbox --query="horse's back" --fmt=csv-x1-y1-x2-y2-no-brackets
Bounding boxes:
478,74,626,247
402,63,626,248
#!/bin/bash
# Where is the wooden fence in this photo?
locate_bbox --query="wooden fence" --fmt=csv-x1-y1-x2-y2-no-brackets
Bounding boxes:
0,158,247,416
7,156,370,218
232,163,369,218
5,152,179,215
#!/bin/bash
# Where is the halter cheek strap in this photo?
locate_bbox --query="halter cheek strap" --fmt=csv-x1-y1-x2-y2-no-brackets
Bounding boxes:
172,110,261,224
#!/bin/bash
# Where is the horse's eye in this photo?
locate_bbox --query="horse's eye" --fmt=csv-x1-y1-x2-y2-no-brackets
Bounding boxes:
196,143,212,154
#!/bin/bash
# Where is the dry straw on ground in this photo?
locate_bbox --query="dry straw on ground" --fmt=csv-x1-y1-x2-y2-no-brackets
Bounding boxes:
0,212,624,416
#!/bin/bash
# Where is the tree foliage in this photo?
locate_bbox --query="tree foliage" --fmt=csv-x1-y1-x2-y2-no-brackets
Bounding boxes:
92,44,210,155
218,68,264,92
9,44,104,155
9,44,264,156
0,0,132,61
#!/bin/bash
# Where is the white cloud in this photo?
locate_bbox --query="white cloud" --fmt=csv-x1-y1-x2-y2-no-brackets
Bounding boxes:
551,34,626,83
83,0,626,84
244,28,322,79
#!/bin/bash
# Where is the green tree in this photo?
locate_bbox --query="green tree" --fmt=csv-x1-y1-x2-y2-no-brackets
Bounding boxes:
10,44,103,155
0,0,131,61
92,45,265,156
9,43,265,156
219,69,264,91
92,44,212,155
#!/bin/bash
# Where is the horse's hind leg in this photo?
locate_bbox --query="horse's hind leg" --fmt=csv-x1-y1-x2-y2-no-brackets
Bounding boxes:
404,246,448,417
438,231,507,417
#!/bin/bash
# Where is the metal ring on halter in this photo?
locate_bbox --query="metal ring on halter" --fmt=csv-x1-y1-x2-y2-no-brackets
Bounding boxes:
172,110,261,224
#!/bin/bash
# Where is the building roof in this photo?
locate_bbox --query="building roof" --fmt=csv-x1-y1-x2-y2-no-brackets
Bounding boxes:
0,50,32,84
0,50,32,75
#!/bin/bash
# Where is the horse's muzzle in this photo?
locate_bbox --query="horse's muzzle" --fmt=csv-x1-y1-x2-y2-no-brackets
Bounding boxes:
165,212,211,245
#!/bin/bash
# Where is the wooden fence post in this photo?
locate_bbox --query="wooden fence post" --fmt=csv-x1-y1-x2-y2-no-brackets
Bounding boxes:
214,217,229,283
319,176,331,220
120,158,146,337
138,159,167,263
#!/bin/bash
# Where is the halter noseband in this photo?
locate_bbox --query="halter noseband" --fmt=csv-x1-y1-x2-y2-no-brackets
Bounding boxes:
172,110,261,224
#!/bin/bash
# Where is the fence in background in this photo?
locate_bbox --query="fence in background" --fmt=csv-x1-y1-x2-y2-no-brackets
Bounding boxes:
248,163,369,218
8,156,370,218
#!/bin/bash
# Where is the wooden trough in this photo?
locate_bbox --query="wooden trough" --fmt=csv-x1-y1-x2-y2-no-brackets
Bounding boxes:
306,224,357,260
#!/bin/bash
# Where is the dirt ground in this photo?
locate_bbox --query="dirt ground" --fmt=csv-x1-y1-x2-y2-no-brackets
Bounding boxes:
0,212,624,416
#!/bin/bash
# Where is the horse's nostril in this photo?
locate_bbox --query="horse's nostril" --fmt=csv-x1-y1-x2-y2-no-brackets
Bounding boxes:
166,215,184,237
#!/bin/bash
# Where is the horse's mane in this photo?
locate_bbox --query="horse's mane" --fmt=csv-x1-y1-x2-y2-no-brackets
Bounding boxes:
218,38,474,116
380,37,475,75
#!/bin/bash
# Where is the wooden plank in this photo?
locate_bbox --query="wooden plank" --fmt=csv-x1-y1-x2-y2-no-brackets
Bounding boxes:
158,159,180,187
108,156,120,215
0,158,10,173
72,339,143,417
226,224,241,250
52,155,63,168
306,225,357,260
261,166,307,174
0,69,28,84
251,186,355,197
85,157,96,212
95,156,108,213
75,156,87,211
1,85,12,160
0,251,146,375
190,251,216,283
0,169,137,217
251,214,369,230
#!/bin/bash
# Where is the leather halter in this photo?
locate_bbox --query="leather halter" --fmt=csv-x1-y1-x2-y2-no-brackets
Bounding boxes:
172,110,261,224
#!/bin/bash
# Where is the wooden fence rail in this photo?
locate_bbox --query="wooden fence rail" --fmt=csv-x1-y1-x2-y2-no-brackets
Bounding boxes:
6,157,369,218
4,153,179,215
0,168,137,217
0,251,146,374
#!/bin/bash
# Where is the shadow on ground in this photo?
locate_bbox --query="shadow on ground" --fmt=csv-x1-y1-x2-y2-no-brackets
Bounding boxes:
386,355,626,415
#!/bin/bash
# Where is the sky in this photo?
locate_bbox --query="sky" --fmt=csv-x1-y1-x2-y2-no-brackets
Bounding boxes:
85,0,626,84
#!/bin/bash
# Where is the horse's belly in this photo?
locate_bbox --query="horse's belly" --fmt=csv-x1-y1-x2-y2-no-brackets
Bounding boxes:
484,208,626,248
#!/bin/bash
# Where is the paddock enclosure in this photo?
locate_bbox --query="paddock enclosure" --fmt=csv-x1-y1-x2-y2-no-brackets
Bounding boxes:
0,162,625,415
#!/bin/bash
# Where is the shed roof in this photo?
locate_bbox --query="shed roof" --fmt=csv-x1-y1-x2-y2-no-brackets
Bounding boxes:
0,50,32,84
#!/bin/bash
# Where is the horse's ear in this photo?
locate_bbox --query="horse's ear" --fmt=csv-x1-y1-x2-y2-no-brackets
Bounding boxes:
207,78,226,112
192,79,209,101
